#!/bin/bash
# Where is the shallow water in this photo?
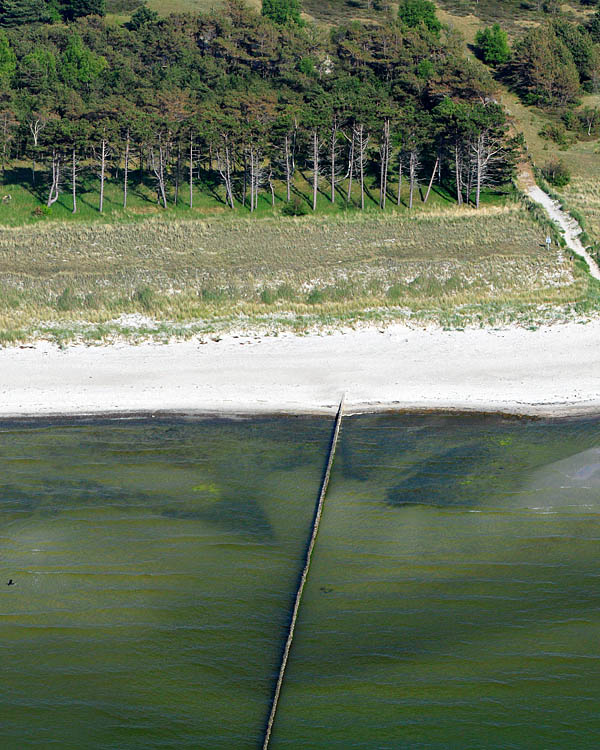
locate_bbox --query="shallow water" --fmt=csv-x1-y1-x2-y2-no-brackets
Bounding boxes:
1,414,600,748
0,417,332,749
272,414,600,749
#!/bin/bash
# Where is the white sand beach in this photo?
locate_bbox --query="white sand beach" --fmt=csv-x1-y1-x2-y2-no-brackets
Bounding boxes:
1,320,599,418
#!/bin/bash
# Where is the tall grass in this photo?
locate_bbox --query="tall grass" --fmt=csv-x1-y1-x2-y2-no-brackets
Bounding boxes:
0,201,594,343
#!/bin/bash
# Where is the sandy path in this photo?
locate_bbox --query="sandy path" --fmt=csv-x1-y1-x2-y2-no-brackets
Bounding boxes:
523,175,600,281
1,321,600,418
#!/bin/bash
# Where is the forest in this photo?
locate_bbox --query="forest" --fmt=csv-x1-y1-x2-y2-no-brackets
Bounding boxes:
0,0,599,218
0,0,521,217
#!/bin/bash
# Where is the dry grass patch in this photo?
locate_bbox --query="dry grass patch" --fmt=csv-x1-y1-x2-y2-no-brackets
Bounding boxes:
0,203,594,342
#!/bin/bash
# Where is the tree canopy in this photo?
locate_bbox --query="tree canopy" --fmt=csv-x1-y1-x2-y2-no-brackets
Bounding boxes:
0,0,517,213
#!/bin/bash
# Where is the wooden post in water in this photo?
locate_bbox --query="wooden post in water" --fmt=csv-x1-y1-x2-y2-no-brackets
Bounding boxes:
261,393,346,750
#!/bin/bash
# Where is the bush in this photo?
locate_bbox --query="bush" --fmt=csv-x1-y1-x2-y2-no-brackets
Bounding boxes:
56,287,78,311
260,284,297,304
260,287,276,304
133,285,155,311
386,283,405,302
262,0,302,26
307,288,325,304
398,0,440,36
542,159,571,187
282,195,308,216
538,122,571,146
475,24,510,66
126,4,157,29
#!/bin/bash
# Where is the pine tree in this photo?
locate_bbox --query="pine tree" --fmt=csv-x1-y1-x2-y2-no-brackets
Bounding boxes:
0,28,15,87
398,0,440,36
475,24,510,66
60,0,105,21
0,0,51,26
262,0,301,27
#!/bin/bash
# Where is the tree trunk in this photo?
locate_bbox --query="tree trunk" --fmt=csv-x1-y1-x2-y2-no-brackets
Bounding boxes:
454,145,463,206
465,160,473,206
242,151,248,208
222,143,235,209
475,135,483,210
175,143,181,205
123,130,130,209
423,157,439,204
47,150,60,207
99,137,106,213
357,124,365,211
269,167,275,206
347,129,354,203
158,142,167,209
409,150,417,210
71,148,77,214
225,150,234,208
29,119,45,187
380,119,390,210
1,113,8,180
284,134,291,202
312,129,318,212
250,147,255,212
189,134,193,209
330,123,336,203
397,155,402,206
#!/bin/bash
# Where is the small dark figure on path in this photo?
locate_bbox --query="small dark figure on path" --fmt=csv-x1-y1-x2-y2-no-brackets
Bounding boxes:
7,579,15,586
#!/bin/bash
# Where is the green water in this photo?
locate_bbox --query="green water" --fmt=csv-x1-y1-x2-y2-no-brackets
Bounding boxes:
273,414,600,749
2,414,600,748
0,417,332,749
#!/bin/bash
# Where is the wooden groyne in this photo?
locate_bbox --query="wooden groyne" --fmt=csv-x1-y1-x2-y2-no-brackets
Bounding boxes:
261,393,346,750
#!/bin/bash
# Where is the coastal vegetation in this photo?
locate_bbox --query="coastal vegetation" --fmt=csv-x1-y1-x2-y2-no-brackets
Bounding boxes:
0,0,517,220
0,201,596,344
0,0,599,342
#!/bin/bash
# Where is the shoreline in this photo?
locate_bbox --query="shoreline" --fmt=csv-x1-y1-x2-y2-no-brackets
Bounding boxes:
2,321,600,419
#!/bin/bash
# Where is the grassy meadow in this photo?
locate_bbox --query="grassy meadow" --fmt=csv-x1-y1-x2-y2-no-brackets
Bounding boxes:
2,0,600,344
0,199,596,344
499,87,600,259
119,0,596,31
0,160,477,227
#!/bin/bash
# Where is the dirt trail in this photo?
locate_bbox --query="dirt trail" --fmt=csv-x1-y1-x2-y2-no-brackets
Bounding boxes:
518,165,600,281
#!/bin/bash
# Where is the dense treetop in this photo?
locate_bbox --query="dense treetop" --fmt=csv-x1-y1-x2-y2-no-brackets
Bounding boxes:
0,0,523,212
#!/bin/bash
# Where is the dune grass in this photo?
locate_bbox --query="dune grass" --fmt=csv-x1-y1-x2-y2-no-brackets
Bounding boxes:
0,200,596,344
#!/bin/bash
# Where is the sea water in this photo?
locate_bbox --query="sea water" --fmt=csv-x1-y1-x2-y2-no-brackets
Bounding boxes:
0,417,332,749
271,414,600,749
1,414,600,749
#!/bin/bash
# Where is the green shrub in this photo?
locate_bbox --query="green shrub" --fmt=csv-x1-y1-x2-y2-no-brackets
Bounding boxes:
260,287,277,304
275,283,296,301
539,122,570,146
282,195,308,216
475,24,510,66
398,0,441,35
541,159,571,187
133,285,155,311
126,4,157,29
386,283,405,302
56,287,78,311
262,0,302,26
307,288,325,304
199,286,227,303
